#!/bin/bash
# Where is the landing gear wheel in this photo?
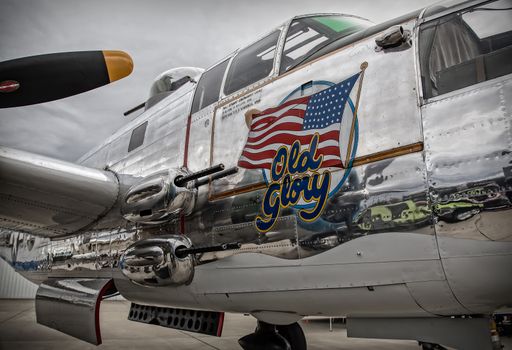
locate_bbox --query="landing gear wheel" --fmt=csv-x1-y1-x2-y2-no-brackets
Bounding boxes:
239,321,290,350
420,342,448,350
276,322,307,350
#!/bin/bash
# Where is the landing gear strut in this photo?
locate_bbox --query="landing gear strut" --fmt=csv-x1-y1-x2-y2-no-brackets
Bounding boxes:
239,321,307,350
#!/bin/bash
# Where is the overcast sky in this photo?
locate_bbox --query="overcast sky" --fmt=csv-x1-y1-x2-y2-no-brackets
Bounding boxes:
0,0,437,162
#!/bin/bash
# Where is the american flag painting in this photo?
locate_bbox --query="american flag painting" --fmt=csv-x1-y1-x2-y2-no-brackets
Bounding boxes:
238,72,361,171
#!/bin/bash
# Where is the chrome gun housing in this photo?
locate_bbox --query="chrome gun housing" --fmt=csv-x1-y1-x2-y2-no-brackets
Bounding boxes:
121,169,196,224
120,235,194,287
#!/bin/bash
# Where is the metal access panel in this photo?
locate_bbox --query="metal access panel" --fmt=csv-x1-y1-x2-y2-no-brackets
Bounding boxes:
35,278,116,345
347,316,493,350
128,303,224,337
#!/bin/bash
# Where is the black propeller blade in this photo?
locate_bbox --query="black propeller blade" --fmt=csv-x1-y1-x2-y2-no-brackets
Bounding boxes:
0,50,133,108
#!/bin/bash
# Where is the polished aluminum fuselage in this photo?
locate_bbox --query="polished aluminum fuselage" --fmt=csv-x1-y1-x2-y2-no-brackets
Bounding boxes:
1,6,511,321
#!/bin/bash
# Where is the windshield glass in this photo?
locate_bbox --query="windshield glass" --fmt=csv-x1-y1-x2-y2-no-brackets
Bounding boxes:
281,15,372,73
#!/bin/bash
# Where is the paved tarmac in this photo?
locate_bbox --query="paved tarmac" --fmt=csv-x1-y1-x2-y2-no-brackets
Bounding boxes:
0,300,510,350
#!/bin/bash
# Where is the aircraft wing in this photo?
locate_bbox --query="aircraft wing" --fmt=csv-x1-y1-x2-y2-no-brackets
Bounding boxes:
0,146,120,238
0,50,135,237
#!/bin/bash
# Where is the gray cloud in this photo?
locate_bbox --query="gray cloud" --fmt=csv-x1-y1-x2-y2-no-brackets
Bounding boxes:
0,0,437,161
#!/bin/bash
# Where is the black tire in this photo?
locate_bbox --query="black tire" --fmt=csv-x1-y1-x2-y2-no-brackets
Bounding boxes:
421,342,448,350
276,322,307,350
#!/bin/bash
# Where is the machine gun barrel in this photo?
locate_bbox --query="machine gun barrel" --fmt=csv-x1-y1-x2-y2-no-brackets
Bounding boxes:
174,164,224,187
123,102,146,116
175,242,241,258
194,167,239,187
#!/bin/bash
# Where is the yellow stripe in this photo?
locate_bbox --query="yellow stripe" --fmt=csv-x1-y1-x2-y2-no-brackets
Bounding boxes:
209,182,267,201
352,142,424,167
102,50,133,82
209,142,424,200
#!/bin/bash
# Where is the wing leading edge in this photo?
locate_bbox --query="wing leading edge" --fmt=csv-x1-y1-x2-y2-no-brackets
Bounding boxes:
0,147,119,238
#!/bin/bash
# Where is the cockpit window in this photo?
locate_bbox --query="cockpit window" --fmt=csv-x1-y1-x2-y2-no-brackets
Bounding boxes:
191,59,229,114
280,15,372,74
419,0,512,99
128,121,148,152
223,30,280,96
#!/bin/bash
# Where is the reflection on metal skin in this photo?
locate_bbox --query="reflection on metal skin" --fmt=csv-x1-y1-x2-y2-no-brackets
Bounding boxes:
121,169,196,224
120,235,194,286
423,78,512,242
35,278,116,345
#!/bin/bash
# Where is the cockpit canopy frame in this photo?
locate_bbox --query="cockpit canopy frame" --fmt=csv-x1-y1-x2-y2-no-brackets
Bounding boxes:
190,13,373,114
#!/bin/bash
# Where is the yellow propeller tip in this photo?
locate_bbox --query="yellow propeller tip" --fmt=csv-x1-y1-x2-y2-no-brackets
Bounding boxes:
102,50,134,82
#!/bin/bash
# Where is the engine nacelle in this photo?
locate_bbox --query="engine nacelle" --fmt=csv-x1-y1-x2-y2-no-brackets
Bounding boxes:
120,235,194,287
121,169,195,224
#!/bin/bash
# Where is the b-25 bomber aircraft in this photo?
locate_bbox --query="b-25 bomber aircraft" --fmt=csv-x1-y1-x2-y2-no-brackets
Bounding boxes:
1,1,512,349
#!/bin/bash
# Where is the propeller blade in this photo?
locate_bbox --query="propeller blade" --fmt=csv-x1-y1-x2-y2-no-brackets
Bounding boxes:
0,50,133,108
